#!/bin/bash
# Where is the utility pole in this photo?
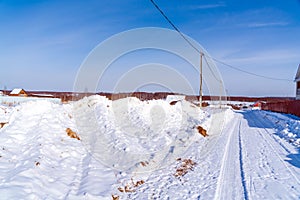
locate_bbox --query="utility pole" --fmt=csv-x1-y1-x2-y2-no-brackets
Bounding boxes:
199,52,203,108
219,81,222,108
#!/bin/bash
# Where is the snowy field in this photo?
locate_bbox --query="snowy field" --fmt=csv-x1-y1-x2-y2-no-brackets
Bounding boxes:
0,95,300,199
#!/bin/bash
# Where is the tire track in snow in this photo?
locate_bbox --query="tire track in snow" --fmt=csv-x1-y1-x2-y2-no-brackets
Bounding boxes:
213,120,235,200
250,112,300,185
238,120,249,200
213,115,245,200
241,111,300,199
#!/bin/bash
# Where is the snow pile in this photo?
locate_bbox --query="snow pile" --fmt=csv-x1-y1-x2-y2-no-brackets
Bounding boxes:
0,95,216,199
261,111,300,146
72,96,208,172
0,105,13,123
0,101,88,199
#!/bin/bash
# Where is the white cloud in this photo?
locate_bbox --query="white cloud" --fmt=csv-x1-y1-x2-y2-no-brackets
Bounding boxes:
189,3,226,10
247,22,289,28
219,49,300,65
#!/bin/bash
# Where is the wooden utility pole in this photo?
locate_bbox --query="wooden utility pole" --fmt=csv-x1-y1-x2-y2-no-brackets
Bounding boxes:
219,81,222,108
199,52,203,108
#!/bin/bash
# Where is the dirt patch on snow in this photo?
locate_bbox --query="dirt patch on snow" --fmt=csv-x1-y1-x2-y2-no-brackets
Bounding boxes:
0,122,8,128
66,128,80,140
118,178,145,193
111,194,120,200
196,126,208,137
174,158,196,178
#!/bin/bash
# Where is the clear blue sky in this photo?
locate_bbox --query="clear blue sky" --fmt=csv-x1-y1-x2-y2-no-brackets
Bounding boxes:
1,0,300,97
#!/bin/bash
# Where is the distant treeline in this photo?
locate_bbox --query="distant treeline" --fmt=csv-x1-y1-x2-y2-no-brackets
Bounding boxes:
1,90,295,102
2,90,299,116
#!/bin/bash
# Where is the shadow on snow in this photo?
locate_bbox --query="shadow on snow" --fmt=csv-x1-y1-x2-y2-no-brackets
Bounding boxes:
239,110,300,169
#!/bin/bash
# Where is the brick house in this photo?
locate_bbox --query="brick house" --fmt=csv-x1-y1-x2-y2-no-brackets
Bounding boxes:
9,88,28,97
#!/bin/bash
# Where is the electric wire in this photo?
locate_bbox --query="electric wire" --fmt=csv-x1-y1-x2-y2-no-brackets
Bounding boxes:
210,57,294,82
149,0,294,82
149,0,201,54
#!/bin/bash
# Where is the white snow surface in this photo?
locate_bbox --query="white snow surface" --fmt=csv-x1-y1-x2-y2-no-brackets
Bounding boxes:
0,96,300,199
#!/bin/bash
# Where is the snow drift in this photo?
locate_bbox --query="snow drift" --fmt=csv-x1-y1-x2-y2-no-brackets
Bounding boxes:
0,95,212,199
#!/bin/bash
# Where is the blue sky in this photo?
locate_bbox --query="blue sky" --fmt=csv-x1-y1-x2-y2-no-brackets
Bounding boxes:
0,0,300,96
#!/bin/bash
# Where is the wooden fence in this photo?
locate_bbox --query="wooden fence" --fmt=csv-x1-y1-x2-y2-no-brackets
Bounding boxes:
261,100,300,117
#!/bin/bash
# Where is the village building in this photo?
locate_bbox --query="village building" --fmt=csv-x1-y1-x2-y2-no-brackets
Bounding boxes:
295,64,300,100
9,88,28,97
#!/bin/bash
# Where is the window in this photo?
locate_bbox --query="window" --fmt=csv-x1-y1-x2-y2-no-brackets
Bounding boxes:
298,82,300,89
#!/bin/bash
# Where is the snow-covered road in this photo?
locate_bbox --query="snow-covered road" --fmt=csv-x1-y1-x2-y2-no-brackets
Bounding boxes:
131,110,300,200
0,97,299,199
210,110,300,200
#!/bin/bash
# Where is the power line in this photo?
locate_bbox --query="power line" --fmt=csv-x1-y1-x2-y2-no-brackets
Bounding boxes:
150,0,222,83
149,0,200,54
149,0,293,83
211,57,294,82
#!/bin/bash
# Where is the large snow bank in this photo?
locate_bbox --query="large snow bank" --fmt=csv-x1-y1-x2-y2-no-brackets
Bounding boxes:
0,95,217,199
72,95,208,172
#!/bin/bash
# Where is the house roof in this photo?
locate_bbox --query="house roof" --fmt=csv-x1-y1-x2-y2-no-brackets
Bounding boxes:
10,88,25,94
295,64,300,82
